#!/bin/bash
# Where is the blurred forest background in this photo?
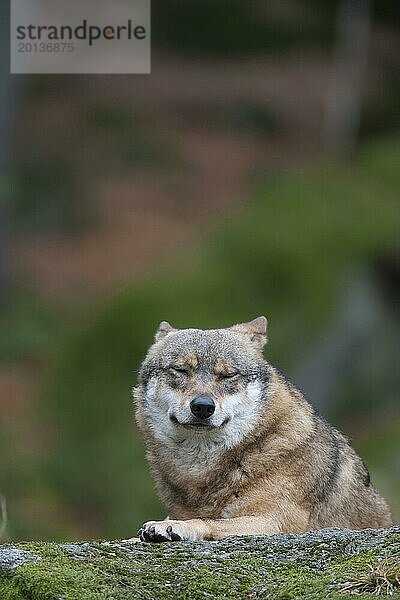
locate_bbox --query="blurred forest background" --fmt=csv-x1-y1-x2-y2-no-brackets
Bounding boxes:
0,0,399,541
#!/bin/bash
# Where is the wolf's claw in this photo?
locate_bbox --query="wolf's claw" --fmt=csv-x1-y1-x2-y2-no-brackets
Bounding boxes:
166,525,182,541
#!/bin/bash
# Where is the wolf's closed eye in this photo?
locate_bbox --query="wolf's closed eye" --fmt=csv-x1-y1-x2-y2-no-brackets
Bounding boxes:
218,371,239,380
168,366,189,375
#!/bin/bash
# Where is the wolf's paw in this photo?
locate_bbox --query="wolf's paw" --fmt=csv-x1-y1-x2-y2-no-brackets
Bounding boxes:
138,519,206,543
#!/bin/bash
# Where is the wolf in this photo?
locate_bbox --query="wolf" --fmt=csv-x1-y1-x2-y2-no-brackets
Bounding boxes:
134,317,392,542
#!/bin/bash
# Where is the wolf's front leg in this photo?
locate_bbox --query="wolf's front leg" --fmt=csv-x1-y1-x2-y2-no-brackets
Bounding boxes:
138,515,288,542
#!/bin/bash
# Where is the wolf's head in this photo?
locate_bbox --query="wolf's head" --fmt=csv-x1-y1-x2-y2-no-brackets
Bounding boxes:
134,317,272,449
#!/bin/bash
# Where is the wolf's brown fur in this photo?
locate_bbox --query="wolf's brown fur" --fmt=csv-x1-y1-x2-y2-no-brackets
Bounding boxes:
134,318,392,542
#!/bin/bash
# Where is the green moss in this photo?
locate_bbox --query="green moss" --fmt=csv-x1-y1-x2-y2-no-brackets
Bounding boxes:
1,529,400,599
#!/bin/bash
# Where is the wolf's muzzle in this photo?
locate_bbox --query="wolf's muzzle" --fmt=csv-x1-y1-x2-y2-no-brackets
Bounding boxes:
190,396,215,420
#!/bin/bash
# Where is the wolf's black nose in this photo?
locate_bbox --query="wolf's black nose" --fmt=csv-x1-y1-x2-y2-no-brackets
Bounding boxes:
190,396,215,419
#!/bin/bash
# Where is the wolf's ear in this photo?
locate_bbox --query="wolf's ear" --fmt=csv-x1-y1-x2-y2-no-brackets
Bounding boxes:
155,320,177,342
231,316,268,349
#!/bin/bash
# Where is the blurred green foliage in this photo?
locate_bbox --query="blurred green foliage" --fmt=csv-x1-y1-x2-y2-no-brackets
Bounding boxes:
313,0,400,24
13,158,86,232
34,138,400,540
86,107,170,167
0,292,62,363
153,0,399,58
360,71,400,140
226,101,283,135
180,101,283,136
153,0,333,56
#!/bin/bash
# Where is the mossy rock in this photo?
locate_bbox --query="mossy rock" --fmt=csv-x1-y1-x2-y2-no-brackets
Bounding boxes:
1,527,399,599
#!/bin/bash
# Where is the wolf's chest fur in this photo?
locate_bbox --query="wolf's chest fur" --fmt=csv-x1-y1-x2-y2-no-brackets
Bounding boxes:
148,391,272,515
150,433,254,519
166,436,228,475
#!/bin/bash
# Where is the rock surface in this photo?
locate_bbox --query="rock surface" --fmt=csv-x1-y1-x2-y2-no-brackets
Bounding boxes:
0,527,399,599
